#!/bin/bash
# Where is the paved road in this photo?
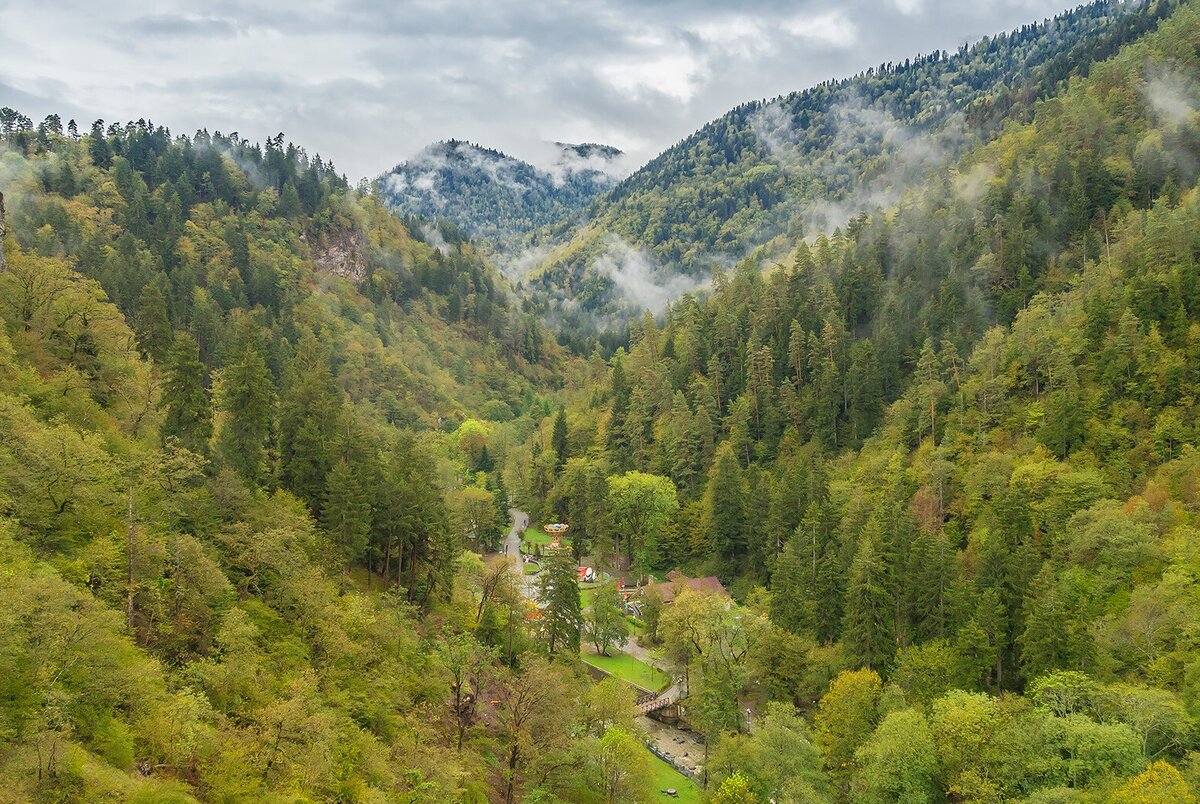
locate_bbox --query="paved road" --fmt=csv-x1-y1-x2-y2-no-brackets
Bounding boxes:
504,508,527,559
504,509,536,600
504,508,703,779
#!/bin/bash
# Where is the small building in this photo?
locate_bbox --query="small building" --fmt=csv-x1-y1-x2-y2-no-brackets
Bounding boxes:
645,570,729,604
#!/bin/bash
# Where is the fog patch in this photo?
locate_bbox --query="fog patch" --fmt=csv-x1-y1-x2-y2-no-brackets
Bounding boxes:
417,222,451,255
1144,68,1199,126
593,235,708,313
750,91,972,236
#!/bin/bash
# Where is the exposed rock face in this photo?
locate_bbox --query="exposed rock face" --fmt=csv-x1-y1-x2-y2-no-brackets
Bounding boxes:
309,229,367,282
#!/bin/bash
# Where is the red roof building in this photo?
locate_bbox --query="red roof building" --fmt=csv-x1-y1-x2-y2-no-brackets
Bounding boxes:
645,570,729,603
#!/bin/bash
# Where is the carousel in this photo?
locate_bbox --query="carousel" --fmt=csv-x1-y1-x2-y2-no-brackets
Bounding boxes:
543,523,571,554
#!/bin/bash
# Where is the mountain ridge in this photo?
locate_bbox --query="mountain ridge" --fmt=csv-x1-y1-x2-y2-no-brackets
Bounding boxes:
376,138,628,247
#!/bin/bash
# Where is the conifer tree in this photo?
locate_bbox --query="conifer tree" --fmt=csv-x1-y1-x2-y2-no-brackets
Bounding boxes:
551,406,568,473
135,282,172,362
322,455,372,577
703,441,747,565
769,540,810,634
160,332,211,456
1019,563,1069,681
216,321,273,484
843,529,893,669
538,553,582,658
278,337,341,511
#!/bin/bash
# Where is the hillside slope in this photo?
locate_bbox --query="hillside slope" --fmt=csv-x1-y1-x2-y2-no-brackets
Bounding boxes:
529,0,1180,327
0,116,597,800
511,0,1200,798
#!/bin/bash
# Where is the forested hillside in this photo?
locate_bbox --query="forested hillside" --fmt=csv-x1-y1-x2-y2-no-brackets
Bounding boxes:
377,140,625,248
507,0,1200,799
0,114,648,801
6,0,1200,801
529,0,1180,331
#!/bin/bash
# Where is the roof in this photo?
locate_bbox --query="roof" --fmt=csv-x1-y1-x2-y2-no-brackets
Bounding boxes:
645,572,729,603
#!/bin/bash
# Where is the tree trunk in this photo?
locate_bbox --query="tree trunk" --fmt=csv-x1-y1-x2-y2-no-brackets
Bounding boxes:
0,190,6,270
126,484,136,633
383,534,393,587
505,744,520,804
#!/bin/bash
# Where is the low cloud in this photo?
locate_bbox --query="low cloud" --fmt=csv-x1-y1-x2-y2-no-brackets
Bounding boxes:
750,90,969,235
592,235,708,313
1144,68,1199,126
419,222,451,255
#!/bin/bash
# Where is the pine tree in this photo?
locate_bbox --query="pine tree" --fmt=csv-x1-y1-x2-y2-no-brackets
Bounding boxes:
703,442,747,566
160,332,211,456
538,553,582,658
843,529,894,670
216,322,273,484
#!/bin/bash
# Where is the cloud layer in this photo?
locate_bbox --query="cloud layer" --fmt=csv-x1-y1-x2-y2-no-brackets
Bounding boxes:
0,0,1075,179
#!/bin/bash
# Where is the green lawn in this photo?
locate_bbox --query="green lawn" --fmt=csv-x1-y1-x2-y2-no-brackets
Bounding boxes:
581,649,669,692
522,528,553,546
523,562,540,576
647,753,701,803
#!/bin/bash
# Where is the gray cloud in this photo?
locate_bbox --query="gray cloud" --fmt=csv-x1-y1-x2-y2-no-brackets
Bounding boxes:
128,13,240,38
0,0,1075,179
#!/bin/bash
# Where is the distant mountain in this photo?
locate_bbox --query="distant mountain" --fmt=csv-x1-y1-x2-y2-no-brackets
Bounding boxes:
376,139,626,244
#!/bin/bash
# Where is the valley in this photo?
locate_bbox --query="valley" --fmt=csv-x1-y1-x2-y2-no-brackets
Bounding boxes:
2,0,1200,801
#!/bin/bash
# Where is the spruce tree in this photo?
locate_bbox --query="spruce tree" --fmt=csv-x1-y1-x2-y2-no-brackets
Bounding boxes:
216,322,273,484
135,283,172,362
322,456,372,574
703,441,747,566
278,338,341,511
160,332,212,456
551,406,568,473
769,540,810,634
538,553,582,658
1019,563,1069,681
607,351,632,469
843,529,893,670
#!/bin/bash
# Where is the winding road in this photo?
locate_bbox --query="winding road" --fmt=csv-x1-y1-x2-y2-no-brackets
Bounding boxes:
503,510,705,779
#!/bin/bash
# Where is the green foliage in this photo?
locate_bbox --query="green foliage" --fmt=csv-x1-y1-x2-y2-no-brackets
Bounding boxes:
852,708,940,804
585,581,629,656
606,470,678,572
708,702,829,802
533,0,1178,330
537,553,583,658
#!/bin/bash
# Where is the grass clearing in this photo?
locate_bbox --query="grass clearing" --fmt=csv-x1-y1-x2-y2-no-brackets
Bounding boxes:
581,648,669,692
647,753,702,803
523,562,540,576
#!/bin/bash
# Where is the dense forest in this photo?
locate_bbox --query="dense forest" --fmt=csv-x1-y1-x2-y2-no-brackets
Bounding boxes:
528,0,1183,334
503,0,1200,800
0,111,641,801
4,0,1200,801
377,140,625,248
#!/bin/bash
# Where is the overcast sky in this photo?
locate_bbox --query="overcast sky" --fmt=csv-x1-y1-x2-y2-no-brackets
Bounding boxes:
0,0,1076,180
